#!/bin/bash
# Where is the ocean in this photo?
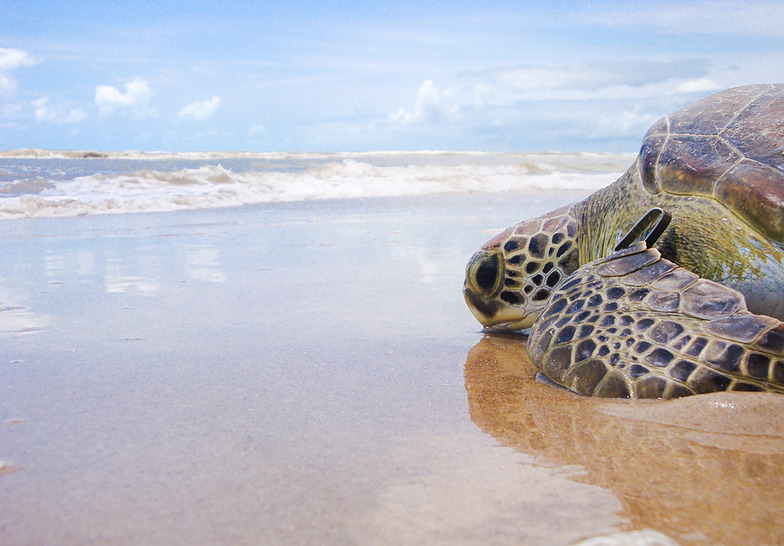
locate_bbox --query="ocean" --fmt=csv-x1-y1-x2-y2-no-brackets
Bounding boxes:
0,149,634,219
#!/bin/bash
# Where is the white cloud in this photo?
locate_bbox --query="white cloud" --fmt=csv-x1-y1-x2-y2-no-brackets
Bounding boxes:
32,96,87,124
178,96,221,122
0,48,36,72
0,48,36,96
95,78,154,116
675,78,720,94
389,80,459,125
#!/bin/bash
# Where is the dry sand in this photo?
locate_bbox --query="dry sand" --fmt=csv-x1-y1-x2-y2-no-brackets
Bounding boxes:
1,191,782,544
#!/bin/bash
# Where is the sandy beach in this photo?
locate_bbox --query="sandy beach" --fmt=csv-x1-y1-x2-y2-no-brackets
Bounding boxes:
2,190,784,544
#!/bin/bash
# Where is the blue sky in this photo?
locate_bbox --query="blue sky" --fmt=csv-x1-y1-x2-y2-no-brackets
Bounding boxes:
1,0,783,152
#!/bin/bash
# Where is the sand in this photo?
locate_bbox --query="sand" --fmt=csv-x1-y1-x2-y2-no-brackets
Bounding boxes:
1,191,783,544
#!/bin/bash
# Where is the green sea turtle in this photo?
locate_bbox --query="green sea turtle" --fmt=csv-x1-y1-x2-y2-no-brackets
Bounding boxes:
463,83,784,398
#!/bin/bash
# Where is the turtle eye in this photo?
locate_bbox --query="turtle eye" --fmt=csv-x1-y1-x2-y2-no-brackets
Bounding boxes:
466,251,504,296
475,258,499,291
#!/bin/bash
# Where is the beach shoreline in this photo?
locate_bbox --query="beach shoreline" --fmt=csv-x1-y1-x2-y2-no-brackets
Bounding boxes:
2,190,783,544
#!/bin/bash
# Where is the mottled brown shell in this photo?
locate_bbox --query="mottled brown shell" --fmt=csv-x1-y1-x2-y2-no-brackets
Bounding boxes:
639,84,784,241
528,242,784,399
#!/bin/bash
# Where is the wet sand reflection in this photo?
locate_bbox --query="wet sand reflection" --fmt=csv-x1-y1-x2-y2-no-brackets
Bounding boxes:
465,333,784,545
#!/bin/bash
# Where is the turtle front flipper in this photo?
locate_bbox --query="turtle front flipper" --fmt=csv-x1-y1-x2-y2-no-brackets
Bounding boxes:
528,241,784,399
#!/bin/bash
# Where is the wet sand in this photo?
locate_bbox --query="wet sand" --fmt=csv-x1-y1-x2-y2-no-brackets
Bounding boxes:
1,191,783,544
467,335,784,545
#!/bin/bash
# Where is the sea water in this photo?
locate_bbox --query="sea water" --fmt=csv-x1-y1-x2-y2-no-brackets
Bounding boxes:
0,150,634,219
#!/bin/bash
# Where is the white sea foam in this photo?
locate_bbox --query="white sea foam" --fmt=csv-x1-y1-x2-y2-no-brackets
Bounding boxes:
0,151,634,219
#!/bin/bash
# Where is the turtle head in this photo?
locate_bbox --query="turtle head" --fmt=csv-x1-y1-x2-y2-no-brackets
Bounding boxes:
463,208,579,331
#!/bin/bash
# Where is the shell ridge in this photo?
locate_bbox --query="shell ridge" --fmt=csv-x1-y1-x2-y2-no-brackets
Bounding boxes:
718,85,770,133
736,155,784,173
653,116,672,190
710,136,747,198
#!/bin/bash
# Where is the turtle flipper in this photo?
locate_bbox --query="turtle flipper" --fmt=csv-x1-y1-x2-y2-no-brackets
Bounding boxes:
528,242,784,398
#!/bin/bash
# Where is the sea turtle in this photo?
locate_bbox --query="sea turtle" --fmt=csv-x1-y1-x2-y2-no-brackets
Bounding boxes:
463,83,784,398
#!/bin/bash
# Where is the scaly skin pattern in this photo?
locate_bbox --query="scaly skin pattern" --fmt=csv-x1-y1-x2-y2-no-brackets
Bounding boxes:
527,243,784,398
464,206,580,330
464,161,784,331
466,84,784,328
463,84,784,397
575,162,784,319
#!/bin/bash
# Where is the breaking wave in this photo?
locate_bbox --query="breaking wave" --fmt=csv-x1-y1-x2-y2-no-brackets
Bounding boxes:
0,150,634,219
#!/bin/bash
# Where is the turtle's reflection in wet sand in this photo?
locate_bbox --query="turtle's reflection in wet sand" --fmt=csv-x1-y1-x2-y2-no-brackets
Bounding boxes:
465,333,784,545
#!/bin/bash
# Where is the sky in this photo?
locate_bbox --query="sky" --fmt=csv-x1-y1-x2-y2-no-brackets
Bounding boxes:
1,0,783,153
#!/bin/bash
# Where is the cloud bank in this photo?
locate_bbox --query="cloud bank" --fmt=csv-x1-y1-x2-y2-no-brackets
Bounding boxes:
386,59,725,149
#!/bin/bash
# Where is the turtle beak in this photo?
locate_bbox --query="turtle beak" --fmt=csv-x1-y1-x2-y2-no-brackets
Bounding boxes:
463,249,538,331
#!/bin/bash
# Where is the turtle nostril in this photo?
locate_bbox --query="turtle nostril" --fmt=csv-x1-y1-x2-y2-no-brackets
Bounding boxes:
475,257,499,292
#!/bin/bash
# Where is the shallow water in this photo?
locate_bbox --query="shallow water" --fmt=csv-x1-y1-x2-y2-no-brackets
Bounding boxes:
1,191,782,544
466,334,784,545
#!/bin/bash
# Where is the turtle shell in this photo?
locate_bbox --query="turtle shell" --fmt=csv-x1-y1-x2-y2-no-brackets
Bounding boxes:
638,84,784,242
